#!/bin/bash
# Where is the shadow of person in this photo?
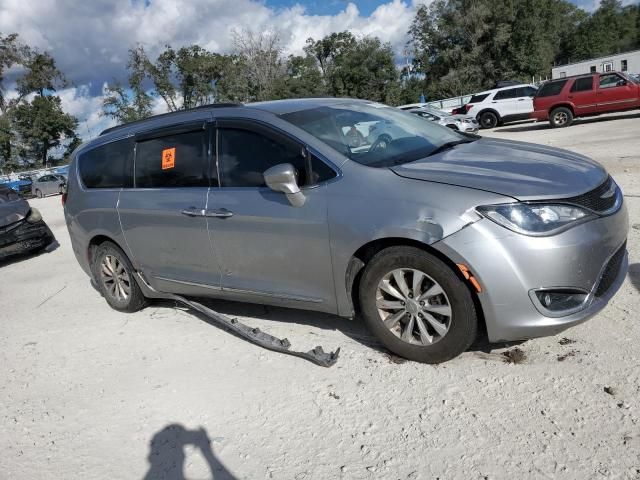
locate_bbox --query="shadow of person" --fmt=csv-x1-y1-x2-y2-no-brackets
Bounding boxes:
628,263,640,294
143,424,235,480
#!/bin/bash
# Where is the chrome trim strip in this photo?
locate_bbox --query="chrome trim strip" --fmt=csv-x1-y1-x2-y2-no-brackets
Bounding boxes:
597,98,636,106
222,286,323,303
152,276,323,303
153,276,222,291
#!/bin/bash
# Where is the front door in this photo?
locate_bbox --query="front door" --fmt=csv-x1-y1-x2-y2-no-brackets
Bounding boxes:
118,120,222,294
596,73,639,113
206,119,337,311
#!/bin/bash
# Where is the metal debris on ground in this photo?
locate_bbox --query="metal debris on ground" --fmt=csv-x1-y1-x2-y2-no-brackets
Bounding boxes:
171,295,340,367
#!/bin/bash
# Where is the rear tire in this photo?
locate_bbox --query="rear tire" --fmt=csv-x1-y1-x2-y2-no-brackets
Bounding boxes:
90,241,148,313
358,246,477,364
479,111,498,129
549,107,573,128
35,189,43,198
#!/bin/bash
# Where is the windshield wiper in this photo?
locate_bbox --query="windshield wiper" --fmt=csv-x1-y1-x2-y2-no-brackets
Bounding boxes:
426,139,474,157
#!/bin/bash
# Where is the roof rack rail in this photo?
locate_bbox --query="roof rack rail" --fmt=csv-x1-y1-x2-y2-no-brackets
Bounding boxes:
99,103,242,136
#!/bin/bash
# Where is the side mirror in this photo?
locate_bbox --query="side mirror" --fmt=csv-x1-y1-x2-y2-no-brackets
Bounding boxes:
264,163,306,207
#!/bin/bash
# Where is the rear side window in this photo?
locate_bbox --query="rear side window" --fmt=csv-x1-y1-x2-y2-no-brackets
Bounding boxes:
570,77,594,92
536,80,568,98
518,86,537,97
135,129,209,188
79,138,133,189
469,93,489,104
493,88,519,100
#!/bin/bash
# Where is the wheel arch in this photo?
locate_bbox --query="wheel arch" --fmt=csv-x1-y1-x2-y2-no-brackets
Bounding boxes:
345,237,486,333
475,108,501,121
549,103,575,115
87,234,127,265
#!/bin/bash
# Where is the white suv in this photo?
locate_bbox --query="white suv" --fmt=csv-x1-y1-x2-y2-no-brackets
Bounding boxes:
464,84,538,129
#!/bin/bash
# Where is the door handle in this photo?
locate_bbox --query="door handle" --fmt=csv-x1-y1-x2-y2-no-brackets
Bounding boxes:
518,98,526,101
181,207,204,217
205,208,234,218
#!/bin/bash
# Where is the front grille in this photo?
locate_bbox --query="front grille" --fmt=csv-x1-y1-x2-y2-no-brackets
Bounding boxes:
563,176,617,213
595,242,626,297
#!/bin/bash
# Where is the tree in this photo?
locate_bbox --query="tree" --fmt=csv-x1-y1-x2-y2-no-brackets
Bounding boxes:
271,54,325,99
565,0,639,61
304,32,357,80
232,29,284,101
408,0,585,98
16,51,66,99
13,95,77,166
304,32,398,103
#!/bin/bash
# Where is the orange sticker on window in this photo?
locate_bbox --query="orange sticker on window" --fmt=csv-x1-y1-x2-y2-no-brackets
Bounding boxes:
162,147,176,170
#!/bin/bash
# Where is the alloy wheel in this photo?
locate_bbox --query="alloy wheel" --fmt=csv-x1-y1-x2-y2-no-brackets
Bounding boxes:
553,111,568,125
376,268,452,345
100,254,131,302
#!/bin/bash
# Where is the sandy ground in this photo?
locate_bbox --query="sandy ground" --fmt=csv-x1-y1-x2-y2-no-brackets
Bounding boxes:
1,111,640,480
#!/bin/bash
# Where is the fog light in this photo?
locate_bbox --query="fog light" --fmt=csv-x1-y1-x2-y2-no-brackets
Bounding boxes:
534,289,588,313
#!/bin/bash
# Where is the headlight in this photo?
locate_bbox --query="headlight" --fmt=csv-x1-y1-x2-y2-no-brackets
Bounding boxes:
476,203,594,236
26,207,42,223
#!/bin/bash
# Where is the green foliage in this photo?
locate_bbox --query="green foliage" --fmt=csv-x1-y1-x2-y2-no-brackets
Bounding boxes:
13,95,77,166
409,0,640,98
564,0,639,62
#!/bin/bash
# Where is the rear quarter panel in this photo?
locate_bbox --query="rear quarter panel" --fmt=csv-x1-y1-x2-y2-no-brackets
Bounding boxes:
64,153,128,277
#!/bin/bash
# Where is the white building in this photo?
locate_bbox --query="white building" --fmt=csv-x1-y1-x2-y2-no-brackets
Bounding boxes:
552,49,640,79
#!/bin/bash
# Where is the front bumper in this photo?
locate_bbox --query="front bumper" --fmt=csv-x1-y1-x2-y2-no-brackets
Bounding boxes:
433,202,629,342
0,218,54,261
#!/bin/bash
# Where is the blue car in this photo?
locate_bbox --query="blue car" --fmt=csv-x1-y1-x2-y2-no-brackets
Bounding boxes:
1,177,33,196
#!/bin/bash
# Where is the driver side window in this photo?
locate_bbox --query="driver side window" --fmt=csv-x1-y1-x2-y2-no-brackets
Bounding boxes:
217,125,335,188
599,74,624,89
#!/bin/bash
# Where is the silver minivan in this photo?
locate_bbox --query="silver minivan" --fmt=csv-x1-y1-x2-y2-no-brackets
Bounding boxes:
64,99,628,363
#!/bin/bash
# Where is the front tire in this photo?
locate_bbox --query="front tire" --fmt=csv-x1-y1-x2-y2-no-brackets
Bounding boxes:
35,189,43,198
90,241,148,312
549,107,573,128
479,111,498,129
359,246,477,363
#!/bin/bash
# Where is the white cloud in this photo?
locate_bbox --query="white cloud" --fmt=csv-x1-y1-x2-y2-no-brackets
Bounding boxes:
1,0,434,139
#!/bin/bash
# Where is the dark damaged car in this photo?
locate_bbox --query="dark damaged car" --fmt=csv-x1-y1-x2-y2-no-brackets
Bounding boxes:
0,185,54,262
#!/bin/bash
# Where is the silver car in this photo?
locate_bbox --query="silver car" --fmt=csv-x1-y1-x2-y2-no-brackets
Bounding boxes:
64,99,628,363
407,106,480,134
32,174,66,198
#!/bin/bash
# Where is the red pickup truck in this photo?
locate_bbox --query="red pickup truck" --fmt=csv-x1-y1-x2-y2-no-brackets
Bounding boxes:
532,71,640,127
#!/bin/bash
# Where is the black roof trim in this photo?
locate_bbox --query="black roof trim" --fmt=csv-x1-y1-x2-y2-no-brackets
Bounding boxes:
99,103,242,136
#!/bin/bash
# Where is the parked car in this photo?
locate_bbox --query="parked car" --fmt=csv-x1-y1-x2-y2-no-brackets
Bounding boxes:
458,84,538,129
0,184,54,261
406,106,480,134
532,71,640,128
32,173,66,198
64,99,628,364
1,176,33,196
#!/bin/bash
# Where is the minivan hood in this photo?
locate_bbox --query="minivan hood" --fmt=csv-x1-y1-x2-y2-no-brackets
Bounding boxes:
390,138,607,200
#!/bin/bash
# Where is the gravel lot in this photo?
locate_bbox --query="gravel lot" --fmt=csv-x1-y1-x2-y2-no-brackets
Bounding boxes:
1,111,640,480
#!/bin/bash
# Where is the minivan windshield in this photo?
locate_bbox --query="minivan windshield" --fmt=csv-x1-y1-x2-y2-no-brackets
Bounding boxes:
280,102,472,168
